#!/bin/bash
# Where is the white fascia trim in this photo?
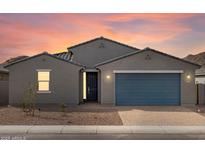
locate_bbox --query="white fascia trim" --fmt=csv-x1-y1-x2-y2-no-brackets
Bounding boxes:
113,70,184,73
37,91,51,94
84,69,99,72
36,69,52,72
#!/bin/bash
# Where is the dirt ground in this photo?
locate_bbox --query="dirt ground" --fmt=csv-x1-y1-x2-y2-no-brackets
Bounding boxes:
0,107,123,125
1,105,205,125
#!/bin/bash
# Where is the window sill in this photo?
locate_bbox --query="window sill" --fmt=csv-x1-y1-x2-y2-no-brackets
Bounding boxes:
37,91,51,94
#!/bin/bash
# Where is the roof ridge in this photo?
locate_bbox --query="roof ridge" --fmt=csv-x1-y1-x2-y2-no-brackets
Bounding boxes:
4,52,46,68
67,37,102,50
5,52,84,68
143,47,200,67
95,47,200,67
67,36,140,51
101,37,140,51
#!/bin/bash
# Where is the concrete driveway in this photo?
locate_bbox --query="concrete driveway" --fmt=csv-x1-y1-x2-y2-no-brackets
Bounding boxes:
117,106,205,125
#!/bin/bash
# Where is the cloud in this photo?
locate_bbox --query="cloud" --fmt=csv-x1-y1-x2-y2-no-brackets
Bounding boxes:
0,13,205,62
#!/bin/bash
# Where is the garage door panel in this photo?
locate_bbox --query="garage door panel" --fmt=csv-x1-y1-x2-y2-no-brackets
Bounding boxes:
115,73,180,106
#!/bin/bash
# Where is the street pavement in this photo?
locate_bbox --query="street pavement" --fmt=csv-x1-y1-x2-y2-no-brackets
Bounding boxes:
0,125,205,139
1,133,205,140
1,125,205,134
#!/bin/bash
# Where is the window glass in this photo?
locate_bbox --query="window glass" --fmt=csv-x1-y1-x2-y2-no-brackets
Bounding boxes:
38,81,49,91
37,71,50,92
38,72,50,81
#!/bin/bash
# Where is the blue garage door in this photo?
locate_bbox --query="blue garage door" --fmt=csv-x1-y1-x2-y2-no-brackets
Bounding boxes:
115,73,180,106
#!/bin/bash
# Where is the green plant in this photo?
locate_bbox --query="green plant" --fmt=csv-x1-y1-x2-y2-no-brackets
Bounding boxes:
21,82,37,116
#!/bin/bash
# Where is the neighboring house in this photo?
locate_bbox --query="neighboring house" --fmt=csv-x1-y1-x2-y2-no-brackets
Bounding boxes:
0,65,9,105
5,37,200,106
195,67,205,84
183,52,205,105
183,52,205,84
3,55,29,65
194,68,205,105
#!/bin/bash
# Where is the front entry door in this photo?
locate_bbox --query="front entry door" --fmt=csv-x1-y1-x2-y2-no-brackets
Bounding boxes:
86,72,98,101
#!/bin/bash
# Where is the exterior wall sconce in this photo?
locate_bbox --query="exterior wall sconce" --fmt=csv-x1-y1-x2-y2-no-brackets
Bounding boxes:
106,75,111,79
186,75,191,80
185,72,192,83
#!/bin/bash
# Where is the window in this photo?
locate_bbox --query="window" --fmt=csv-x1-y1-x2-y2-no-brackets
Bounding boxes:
0,73,8,81
37,70,51,93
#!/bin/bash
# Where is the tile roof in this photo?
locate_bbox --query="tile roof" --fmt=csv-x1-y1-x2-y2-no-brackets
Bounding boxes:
54,52,71,60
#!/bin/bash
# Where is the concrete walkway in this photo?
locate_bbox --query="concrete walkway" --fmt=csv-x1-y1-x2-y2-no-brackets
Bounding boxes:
1,125,205,134
118,106,205,125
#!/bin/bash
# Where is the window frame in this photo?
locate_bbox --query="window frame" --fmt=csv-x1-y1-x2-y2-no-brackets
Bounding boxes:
0,73,8,81
36,69,51,93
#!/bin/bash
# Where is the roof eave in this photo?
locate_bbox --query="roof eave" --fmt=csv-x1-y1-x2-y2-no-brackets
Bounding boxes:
5,52,84,68
95,47,201,68
143,47,201,68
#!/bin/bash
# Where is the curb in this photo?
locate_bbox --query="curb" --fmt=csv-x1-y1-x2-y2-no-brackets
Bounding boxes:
0,125,205,134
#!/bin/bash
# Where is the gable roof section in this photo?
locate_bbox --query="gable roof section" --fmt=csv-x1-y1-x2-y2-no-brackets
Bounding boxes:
4,52,84,68
95,47,200,67
67,36,140,51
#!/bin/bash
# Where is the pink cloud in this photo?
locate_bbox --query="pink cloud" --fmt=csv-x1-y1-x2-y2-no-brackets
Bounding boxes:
0,13,205,62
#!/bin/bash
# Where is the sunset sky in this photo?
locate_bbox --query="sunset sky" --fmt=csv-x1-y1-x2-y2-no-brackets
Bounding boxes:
0,13,205,63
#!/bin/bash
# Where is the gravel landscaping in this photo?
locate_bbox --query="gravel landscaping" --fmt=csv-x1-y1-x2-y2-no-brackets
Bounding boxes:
1,105,205,125
0,106,123,125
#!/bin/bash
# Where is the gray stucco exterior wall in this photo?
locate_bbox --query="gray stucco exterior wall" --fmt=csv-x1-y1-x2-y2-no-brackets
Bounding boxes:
7,54,82,105
97,49,199,106
70,38,137,68
0,75,9,106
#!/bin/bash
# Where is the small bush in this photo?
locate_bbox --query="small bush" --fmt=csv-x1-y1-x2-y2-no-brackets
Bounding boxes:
21,101,26,112
21,83,37,116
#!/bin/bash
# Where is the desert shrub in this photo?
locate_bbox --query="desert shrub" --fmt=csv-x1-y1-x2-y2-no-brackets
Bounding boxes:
21,83,37,116
21,101,26,112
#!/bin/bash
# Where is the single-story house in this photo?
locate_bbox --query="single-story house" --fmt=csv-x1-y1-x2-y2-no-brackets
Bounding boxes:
0,64,9,105
5,37,200,106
